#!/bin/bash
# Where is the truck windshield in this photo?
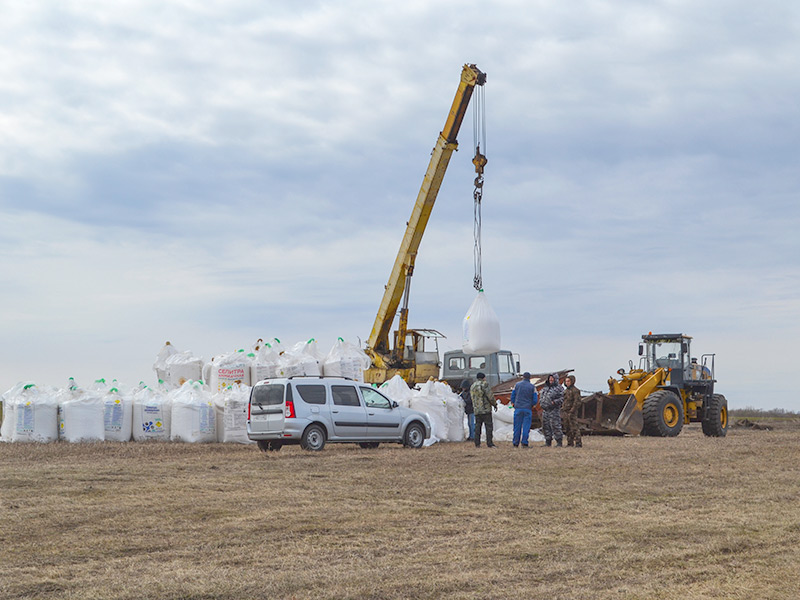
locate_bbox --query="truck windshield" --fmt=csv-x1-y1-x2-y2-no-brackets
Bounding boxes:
647,341,682,371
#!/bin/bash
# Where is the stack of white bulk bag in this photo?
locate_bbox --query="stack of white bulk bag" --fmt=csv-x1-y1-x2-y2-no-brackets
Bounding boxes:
322,338,372,382
103,387,133,442
165,351,204,390
251,341,281,384
379,374,414,408
441,383,466,442
10,384,59,443
132,386,171,442
410,380,450,446
153,341,179,383
207,350,252,393
59,385,105,443
492,402,515,442
462,291,502,354
170,380,216,443
280,339,323,377
1,383,27,441
213,384,253,444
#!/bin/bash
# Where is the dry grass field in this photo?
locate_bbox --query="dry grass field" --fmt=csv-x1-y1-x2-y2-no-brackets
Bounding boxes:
2,423,800,600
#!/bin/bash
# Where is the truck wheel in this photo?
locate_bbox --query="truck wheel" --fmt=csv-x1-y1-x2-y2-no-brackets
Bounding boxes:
301,424,326,451
702,394,728,437
642,390,684,437
403,422,425,448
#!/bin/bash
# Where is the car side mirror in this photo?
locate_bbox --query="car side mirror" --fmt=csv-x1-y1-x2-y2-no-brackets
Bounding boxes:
638,344,644,356
516,360,521,373
391,400,398,408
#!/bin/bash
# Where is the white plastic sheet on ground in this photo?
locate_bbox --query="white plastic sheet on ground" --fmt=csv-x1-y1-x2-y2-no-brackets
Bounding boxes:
462,291,501,354
170,381,216,443
132,386,171,441
409,380,466,446
322,338,371,382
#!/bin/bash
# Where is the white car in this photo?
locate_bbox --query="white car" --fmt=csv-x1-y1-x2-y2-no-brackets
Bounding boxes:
247,376,431,451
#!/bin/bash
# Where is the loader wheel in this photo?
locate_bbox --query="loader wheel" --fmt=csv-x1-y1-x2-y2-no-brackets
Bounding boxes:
642,390,684,437
701,394,728,437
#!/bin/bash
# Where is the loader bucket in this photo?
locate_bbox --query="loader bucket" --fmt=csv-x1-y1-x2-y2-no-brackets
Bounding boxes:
578,393,633,435
615,394,643,436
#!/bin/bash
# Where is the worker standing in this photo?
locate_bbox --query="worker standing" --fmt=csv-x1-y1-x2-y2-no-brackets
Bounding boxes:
460,379,475,441
470,372,497,448
539,373,564,447
510,372,538,447
562,375,582,448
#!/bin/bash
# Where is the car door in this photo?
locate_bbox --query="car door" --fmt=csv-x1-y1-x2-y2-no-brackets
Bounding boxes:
361,387,402,439
330,384,368,438
248,383,285,435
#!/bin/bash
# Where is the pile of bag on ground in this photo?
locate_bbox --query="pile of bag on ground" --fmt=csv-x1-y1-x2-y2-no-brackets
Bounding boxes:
154,338,371,393
0,378,253,444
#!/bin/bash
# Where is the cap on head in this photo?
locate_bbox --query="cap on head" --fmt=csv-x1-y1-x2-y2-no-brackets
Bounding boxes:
477,372,486,379
522,372,531,379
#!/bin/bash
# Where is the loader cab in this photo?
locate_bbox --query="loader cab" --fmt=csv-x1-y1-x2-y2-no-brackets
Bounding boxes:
641,333,693,386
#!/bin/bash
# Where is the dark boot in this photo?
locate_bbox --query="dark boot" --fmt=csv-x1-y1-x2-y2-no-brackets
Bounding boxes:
567,440,574,447
575,440,582,448
556,439,563,447
545,439,552,447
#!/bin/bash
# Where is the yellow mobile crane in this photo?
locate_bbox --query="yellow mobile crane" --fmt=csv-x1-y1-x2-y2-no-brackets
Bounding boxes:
364,63,487,385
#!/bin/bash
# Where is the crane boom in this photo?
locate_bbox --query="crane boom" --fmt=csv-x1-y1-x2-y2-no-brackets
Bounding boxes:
366,64,486,373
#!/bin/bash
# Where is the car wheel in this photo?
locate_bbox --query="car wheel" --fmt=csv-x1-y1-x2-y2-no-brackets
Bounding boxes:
358,442,380,449
403,422,425,448
268,441,283,451
301,424,326,451
257,440,270,453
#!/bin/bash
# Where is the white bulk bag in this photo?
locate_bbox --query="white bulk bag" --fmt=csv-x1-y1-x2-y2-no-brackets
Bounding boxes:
60,389,105,443
410,381,450,445
1,382,28,441
11,385,59,443
104,388,133,442
165,351,204,390
280,339,323,377
170,381,216,443
379,375,414,408
462,291,501,354
208,350,252,393
153,341,179,383
494,402,515,425
322,338,372,382
251,342,281,384
214,384,253,444
132,386,171,441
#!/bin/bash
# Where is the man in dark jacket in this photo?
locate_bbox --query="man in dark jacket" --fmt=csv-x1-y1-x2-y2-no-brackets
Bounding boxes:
510,372,538,447
562,374,582,447
470,372,497,448
539,373,564,447
460,379,474,441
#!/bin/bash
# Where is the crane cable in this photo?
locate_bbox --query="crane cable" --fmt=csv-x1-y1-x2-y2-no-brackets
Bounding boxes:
472,83,487,292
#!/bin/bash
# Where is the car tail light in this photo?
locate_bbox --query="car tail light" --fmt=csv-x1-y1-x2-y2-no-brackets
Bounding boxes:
247,402,251,420
285,400,296,418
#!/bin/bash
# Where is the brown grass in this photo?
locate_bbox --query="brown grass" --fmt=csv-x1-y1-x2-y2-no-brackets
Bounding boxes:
2,425,800,600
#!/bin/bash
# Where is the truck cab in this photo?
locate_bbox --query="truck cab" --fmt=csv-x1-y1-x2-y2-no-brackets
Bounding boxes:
442,349,519,390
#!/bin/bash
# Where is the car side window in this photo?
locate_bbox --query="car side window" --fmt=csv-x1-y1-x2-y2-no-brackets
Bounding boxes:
331,385,361,407
295,384,326,405
360,387,392,409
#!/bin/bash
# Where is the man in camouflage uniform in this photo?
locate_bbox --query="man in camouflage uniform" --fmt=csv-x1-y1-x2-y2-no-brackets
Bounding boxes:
562,375,582,447
470,372,497,448
539,373,564,447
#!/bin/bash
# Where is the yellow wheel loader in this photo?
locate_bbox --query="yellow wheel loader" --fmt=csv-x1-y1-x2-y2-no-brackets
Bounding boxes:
580,333,728,437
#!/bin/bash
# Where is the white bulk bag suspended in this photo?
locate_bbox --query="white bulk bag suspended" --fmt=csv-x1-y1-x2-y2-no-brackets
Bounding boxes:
132,386,171,441
170,381,216,443
462,290,501,354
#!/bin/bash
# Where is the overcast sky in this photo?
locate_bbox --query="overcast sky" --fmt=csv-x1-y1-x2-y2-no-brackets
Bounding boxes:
1,1,798,410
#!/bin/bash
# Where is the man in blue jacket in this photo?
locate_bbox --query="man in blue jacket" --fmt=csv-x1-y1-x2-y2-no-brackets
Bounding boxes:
510,372,538,447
